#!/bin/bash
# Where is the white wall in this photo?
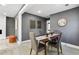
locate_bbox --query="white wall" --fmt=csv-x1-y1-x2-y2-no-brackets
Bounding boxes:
15,13,22,43
0,14,6,39
15,5,28,43
15,15,18,36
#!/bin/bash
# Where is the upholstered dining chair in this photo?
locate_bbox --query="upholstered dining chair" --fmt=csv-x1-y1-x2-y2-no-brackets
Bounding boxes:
48,30,62,55
29,32,46,55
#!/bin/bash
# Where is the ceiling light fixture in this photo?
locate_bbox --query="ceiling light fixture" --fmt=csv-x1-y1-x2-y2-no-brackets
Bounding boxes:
37,10,42,13
1,3,6,6
3,13,7,16
65,4,69,6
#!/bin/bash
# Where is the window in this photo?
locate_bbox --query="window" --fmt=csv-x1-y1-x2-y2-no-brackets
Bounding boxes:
30,20,36,29
46,20,50,33
37,21,41,28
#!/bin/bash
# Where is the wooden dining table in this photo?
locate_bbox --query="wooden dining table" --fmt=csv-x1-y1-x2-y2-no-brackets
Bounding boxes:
36,34,59,55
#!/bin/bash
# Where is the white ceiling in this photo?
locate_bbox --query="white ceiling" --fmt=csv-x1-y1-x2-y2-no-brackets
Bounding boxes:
24,4,79,18
0,4,79,18
0,4,23,17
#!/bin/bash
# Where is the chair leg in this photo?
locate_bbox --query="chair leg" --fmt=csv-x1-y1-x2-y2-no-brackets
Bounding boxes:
30,48,32,55
36,51,38,55
47,44,49,51
45,44,47,55
44,47,47,55
51,45,52,49
60,43,62,53
47,45,50,51
57,46,59,55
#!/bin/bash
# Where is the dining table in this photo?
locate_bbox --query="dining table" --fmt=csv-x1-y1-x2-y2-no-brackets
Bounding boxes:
36,33,59,55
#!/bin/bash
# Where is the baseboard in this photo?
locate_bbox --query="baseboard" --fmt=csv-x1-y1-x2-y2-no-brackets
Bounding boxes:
61,42,79,49
17,40,31,45
21,40,31,43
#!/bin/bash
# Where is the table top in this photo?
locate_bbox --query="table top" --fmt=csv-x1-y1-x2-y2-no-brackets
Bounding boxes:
36,34,58,41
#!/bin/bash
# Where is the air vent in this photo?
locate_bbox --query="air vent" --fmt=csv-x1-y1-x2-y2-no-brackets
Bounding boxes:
65,4,69,6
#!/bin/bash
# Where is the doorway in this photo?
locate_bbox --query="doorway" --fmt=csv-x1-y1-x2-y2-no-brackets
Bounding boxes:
6,17,15,36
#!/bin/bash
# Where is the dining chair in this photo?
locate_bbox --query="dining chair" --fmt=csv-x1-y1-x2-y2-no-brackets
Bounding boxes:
29,32,46,55
48,30,62,55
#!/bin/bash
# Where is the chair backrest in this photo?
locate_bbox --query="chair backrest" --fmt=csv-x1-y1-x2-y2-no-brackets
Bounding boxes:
29,32,38,51
50,35,59,41
53,30,62,38
50,30,62,43
50,35,61,45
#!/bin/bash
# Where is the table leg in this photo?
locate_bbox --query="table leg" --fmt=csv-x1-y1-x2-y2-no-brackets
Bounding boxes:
45,43,47,55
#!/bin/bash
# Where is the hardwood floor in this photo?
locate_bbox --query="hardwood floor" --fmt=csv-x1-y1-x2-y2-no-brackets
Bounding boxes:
0,40,79,55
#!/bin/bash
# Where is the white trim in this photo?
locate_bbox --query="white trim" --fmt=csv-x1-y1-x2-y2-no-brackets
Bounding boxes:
19,4,28,14
21,40,31,44
17,40,31,45
61,42,79,49
15,4,29,44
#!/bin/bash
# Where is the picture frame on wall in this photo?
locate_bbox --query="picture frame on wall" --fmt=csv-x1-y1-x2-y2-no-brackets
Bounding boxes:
30,20,36,29
37,21,41,28
58,17,67,27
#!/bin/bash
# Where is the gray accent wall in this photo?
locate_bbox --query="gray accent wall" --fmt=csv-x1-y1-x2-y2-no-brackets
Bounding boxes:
6,17,15,36
22,13,46,41
50,7,79,46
